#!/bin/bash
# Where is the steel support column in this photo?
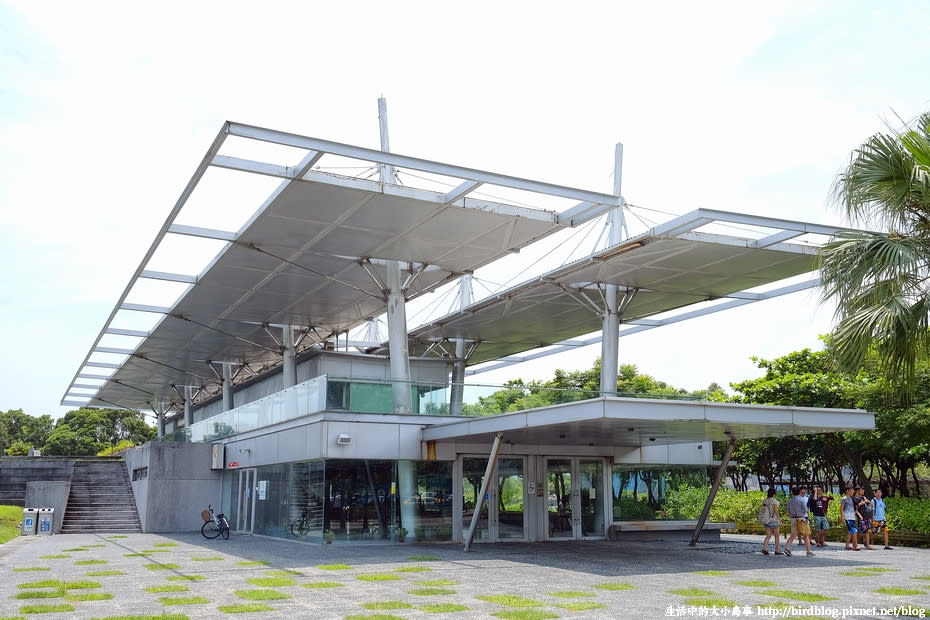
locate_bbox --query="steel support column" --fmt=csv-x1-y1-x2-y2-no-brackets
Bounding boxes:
183,385,192,428
464,432,504,552
222,362,233,412
450,274,473,415
155,400,165,439
599,143,625,395
690,437,738,546
282,326,297,388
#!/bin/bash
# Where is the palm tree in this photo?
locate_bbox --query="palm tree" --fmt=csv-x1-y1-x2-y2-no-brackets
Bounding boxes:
820,111,930,392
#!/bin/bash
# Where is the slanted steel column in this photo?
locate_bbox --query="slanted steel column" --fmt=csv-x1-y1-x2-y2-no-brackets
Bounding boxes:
155,400,165,438
183,385,193,428
379,97,413,414
450,273,473,415
600,143,625,395
222,362,233,411
464,432,504,552
282,326,297,388
690,436,738,546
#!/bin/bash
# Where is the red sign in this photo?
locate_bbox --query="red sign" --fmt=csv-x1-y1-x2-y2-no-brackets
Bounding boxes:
228,461,239,468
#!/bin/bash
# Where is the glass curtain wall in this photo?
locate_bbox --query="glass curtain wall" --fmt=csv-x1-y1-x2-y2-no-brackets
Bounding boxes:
611,466,709,520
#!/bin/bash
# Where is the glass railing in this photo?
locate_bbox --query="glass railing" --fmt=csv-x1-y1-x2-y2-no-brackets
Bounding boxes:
176,375,706,443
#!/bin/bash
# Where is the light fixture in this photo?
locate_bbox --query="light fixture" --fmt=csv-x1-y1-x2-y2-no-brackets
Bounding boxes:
336,433,352,445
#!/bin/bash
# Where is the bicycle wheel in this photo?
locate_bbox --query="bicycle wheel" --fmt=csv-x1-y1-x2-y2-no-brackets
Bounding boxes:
221,519,230,540
202,520,221,539
290,519,310,537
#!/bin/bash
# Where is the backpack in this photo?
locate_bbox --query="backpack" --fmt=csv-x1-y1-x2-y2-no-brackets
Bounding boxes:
757,502,771,524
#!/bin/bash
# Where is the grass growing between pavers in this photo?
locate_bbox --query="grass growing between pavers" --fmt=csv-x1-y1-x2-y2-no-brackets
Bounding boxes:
549,591,594,598
405,555,440,562
409,588,456,596
266,569,302,576
63,547,89,552
142,549,172,553
395,566,431,573
316,563,352,570
361,602,413,610
190,556,223,562
414,579,457,586
593,582,635,591
476,595,545,608
236,560,270,566
345,615,405,620
246,576,296,587
301,582,343,589
235,589,292,601
841,566,900,576
755,590,837,602
91,615,191,620
18,604,75,614
74,559,108,565
668,588,716,597
125,553,152,557
87,570,125,576
733,580,777,587
356,573,403,582
911,575,930,581
38,554,70,559
145,585,190,593
106,534,129,538
153,543,178,547
217,604,275,613
12,567,50,572
417,603,470,613
875,587,925,595
490,611,558,620
144,563,182,571
18,579,101,590
682,597,737,607
159,597,210,606
65,592,114,601
693,570,730,576
166,575,206,581
555,601,606,611
13,591,64,600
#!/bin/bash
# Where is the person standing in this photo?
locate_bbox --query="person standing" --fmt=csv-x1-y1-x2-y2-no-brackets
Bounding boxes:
760,488,783,555
842,487,860,550
871,488,892,550
808,485,834,548
855,486,875,549
784,486,814,556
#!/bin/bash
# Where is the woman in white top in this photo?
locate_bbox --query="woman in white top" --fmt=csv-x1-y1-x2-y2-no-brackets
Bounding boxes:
761,488,783,555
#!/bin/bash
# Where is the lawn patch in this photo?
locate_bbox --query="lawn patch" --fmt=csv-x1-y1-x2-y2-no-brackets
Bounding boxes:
683,597,737,607
87,570,125,576
144,563,182,571
593,582,636,591
266,569,302,576
38,554,70,559
490,611,558,620
217,604,275,613
549,590,594,598
13,567,51,572
406,555,440,562
235,589,292,601
356,573,403,582
63,547,89,552
159,596,210,606
669,588,716,597
166,575,206,581
315,563,352,570
344,616,405,620
842,567,901,576
875,587,924,595
107,535,129,538
236,560,270,566
693,570,730,576
756,590,837,602
414,579,458,586
153,542,178,547
409,588,456,596
556,601,606,611
477,595,544,607
63,580,102,590
65,592,114,601
125,552,152,557
18,579,65,589
300,581,343,589
142,549,172,553
18,604,75,614
74,559,107,565
418,603,470,613
146,585,190,593
911,575,930,581
362,602,414,610
734,580,777,587
246,576,296,587
13,591,64,599
396,566,431,573
191,556,223,562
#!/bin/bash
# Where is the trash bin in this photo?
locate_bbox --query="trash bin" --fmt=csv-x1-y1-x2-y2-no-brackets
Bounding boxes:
21,508,37,536
37,508,54,536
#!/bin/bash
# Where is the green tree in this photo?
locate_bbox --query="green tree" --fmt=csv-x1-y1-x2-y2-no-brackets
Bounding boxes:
820,111,930,392
42,408,155,456
0,409,54,455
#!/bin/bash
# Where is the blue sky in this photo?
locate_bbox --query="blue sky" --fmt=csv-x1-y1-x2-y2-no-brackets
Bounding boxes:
1,1,929,418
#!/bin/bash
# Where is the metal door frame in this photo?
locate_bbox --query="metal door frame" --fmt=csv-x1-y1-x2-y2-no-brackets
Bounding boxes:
236,468,257,534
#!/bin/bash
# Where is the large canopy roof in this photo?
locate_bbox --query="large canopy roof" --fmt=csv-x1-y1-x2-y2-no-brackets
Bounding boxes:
63,121,864,413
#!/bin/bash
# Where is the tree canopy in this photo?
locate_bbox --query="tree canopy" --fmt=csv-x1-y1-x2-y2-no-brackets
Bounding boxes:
1,407,154,456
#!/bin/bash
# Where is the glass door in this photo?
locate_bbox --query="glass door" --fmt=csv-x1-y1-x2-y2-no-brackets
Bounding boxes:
546,458,573,539
546,458,606,540
236,468,256,533
462,456,525,542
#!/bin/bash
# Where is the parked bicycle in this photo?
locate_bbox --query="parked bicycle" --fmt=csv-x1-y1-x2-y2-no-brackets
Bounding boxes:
289,507,312,537
201,504,229,540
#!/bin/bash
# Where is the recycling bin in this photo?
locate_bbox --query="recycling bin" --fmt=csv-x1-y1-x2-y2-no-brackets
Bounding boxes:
21,507,37,536
37,508,54,536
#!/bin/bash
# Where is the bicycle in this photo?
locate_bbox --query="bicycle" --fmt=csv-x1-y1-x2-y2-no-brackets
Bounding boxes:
201,504,229,540
289,507,312,537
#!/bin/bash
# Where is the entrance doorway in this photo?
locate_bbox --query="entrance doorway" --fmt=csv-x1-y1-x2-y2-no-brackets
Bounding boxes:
236,468,256,534
461,456,525,542
545,457,606,540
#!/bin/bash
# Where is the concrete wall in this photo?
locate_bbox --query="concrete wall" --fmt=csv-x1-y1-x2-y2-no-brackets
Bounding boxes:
25,481,71,534
125,442,221,533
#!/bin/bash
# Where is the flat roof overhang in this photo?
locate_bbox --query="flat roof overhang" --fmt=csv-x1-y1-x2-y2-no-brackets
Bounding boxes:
422,398,875,447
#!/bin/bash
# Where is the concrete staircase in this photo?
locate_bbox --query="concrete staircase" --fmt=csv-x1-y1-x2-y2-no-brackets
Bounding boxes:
60,459,142,534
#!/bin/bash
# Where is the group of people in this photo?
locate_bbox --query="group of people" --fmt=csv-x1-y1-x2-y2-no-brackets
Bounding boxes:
759,484,891,556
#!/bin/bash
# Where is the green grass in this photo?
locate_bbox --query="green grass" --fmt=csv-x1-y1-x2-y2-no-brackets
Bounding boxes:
417,603,470,613
125,552,152,557
63,547,89,552
734,580,777,587
18,579,66,589
356,573,403,581
159,597,210,606
396,566,431,572
190,556,223,562
693,570,730,576
362,602,414,610
153,542,178,547
18,604,75,614
0,505,23,544
217,604,275,613
12,567,51,572
144,563,182,570
414,579,458,586
38,554,70,559
65,592,114,601
64,580,102,590
406,555,440,561
234,589,292,600
265,569,301,576
842,566,901,576
145,585,190,593
490,611,558,620
13,591,64,599
85,543,108,548
315,563,352,570
875,587,925,595
911,575,930,581
593,582,636,591
142,549,172,553
89,615,189,619
345,616,405,620
166,575,206,581
245,576,296,586
476,595,544,607
756,590,837,602
555,601,607,611
236,560,270,566
107,534,129,538
683,597,737,607
409,588,456,596
669,588,716,597
74,559,107,565
300,581,343,588
87,570,125,576
549,590,594,598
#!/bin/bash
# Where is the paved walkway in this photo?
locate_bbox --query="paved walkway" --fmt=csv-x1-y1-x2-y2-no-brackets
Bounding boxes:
0,532,927,619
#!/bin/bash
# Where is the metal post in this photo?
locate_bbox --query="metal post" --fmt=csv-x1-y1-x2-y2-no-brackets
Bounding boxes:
600,143,625,395
464,432,504,552
183,385,192,428
282,326,297,388
450,274,473,415
690,436,738,546
155,400,165,439
222,362,233,412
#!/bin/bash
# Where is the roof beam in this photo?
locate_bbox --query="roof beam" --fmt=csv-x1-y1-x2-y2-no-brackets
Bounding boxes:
94,346,135,355
104,328,149,337
444,180,483,204
120,303,172,314
752,229,804,248
141,270,198,284
167,223,238,241
85,361,121,369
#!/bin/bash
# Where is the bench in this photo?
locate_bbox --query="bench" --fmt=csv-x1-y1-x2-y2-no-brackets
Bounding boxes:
609,520,736,541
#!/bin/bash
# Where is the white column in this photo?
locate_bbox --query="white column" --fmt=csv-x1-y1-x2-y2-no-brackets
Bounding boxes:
600,143,625,396
450,274,473,415
222,362,233,411
155,400,165,438
183,385,193,428
282,326,297,388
